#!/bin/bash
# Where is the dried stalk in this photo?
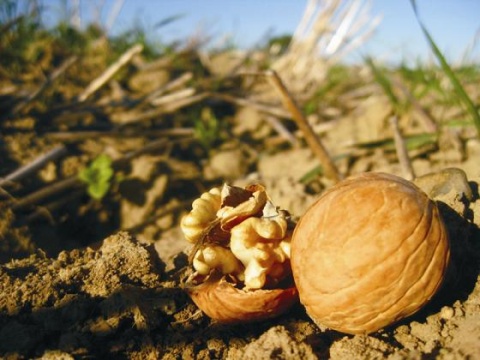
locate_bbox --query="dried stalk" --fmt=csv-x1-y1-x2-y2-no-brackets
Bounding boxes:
264,115,298,146
78,44,143,102
143,72,193,104
44,129,195,141
118,138,169,162
115,93,208,125
266,70,342,182
12,176,82,211
150,88,196,106
0,145,68,188
212,93,291,119
390,116,415,180
273,0,381,96
10,56,78,115
157,93,208,114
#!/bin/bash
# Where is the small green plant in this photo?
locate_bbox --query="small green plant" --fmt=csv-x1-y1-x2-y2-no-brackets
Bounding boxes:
194,108,222,151
78,154,114,200
410,0,480,136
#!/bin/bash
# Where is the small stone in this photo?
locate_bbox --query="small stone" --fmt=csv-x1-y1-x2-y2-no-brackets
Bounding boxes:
440,306,455,320
414,168,473,202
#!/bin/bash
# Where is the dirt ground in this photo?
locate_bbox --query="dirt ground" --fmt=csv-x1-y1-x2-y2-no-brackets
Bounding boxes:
1,152,479,359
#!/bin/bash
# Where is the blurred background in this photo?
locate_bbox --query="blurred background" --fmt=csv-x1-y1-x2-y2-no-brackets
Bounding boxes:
13,0,480,64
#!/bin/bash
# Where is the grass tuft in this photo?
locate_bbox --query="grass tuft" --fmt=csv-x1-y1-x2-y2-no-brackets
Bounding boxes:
410,0,480,136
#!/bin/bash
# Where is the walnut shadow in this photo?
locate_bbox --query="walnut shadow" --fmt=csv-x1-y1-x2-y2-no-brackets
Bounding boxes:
390,194,480,329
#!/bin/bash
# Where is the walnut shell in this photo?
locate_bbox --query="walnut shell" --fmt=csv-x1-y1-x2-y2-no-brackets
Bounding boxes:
291,172,450,334
186,276,298,324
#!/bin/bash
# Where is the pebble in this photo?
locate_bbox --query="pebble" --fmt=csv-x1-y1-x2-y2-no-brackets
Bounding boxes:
440,306,455,320
414,167,473,201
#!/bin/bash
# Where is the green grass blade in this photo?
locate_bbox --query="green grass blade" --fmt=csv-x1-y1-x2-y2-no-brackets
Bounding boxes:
365,57,401,112
153,14,185,29
410,0,480,136
352,133,437,152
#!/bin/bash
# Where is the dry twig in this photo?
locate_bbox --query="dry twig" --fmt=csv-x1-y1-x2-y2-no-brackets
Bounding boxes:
10,56,78,116
150,88,196,106
212,93,291,119
44,129,195,142
12,176,81,212
114,93,208,125
264,115,298,146
143,72,193,104
390,116,415,180
266,70,342,182
78,44,143,102
0,145,68,188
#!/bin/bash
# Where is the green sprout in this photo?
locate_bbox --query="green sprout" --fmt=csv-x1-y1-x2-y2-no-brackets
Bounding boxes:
194,108,222,151
78,154,114,200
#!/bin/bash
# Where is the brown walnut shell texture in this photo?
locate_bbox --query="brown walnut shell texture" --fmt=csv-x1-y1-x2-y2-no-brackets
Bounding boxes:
186,277,298,324
291,172,450,335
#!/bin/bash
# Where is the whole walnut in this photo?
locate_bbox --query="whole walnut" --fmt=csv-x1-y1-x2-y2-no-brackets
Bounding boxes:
291,172,450,334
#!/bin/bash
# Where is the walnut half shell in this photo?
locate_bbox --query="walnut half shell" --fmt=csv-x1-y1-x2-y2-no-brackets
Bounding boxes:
291,172,450,334
186,275,298,324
